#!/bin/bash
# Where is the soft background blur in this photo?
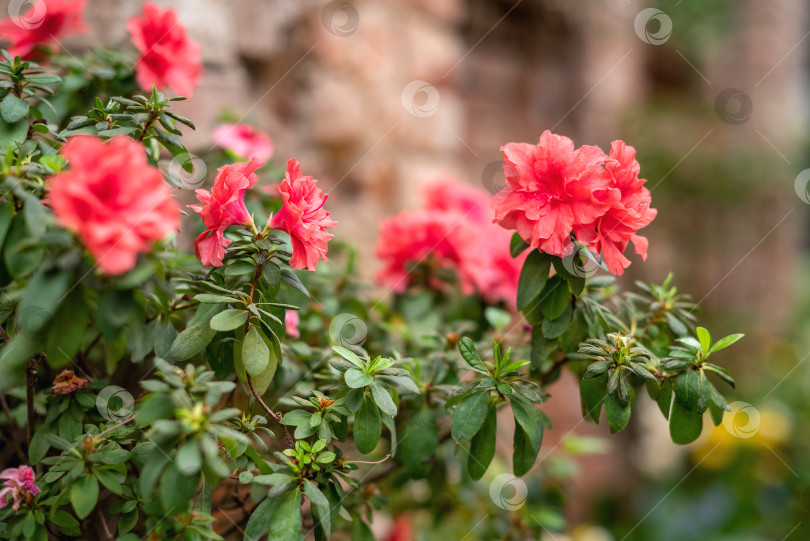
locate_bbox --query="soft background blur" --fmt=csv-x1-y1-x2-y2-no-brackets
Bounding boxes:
35,0,810,538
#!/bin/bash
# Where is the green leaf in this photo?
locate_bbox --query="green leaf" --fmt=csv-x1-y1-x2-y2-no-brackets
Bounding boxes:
467,403,497,480
175,439,202,475
510,232,529,257
194,293,242,304
604,386,633,433
458,337,488,373
540,275,570,320
398,407,439,478
703,363,736,388
517,250,552,311
354,394,382,454
674,369,701,411
541,303,572,339
168,322,217,361
696,327,711,352
657,378,673,419
1,95,28,123
49,510,80,536
209,309,248,331
583,361,612,379
345,368,373,388
669,400,703,444
244,497,280,541
370,382,397,416
70,475,99,519
580,372,607,423
304,481,331,540
708,333,744,354
17,268,71,335
332,345,364,368
266,489,304,541
509,395,544,450
512,423,536,477
709,399,725,426
451,390,490,443
0,116,28,152
242,326,270,376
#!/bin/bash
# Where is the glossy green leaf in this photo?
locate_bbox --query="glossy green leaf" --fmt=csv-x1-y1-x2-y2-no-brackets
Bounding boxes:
467,403,497,480
354,394,381,454
517,250,551,311
451,390,489,443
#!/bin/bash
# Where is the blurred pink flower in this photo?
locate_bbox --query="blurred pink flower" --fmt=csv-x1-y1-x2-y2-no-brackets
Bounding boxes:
127,2,201,97
271,158,337,271
493,130,617,258
190,158,262,267
213,124,274,162
0,0,87,58
574,140,657,275
285,310,300,338
0,466,40,511
49,136,180,275
377,178,525,305
376,208,478,295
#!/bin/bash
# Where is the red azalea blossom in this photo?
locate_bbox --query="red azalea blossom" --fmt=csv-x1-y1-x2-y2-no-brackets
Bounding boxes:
127,2,202,97
492,130,617,258
213,123,274,162
49,136,180,275
0,0,87,58
0,466,40,511
190,158,262,267
574,140,657,275
271,158,337,271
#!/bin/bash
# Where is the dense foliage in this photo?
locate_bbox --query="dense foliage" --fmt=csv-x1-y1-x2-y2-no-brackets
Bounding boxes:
0,2,744,540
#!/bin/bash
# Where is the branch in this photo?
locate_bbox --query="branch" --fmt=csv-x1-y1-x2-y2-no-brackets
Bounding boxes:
25,355,41,444
245,374,294,448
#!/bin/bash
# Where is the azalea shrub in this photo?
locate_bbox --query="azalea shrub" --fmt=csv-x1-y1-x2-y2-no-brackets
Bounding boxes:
0,2,745,540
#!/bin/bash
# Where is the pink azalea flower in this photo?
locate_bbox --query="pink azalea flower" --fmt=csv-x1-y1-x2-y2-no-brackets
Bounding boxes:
285,310,300,338
49,136,180,275
0,466,40,511
378,178,526,305
422,178,492,224
189,158,262,267
127,2,202,97
376,208,478,295
270,158,337,271
213,123,274,162
574,140,657,275
492,130,617,258
0,0,87,58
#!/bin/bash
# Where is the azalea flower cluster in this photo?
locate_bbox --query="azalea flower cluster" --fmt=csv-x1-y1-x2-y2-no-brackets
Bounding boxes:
0,0,200,96
190,157,337,271
49,136,180,275
0,466,40,511
493,130,656,275
376,179,525,306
